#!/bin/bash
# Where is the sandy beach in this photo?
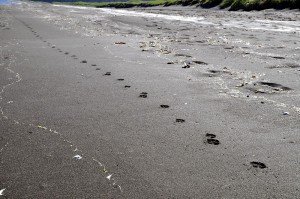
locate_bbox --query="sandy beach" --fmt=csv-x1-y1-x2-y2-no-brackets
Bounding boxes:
0,1,300,198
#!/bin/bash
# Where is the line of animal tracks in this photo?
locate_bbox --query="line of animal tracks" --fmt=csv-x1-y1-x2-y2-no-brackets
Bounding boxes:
0,1,300,198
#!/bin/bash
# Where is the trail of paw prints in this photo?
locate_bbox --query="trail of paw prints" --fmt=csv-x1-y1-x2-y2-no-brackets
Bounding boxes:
18,17,138,93
15,17,196,183
205,133,220,145
16,18,99,71
14,19,125,190
18,18,155,105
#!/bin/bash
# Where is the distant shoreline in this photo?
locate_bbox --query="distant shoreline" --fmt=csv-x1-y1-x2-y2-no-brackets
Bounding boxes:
38,0,300,11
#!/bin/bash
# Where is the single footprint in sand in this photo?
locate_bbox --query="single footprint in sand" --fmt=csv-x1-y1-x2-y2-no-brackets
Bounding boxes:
176,119,185,123
205,133,220,145
160,105,169,108
206,138,220,145
258,82,292,91
250,161,267,169
182,65,190,69
193,60,208,65
271,56,285,60
139,92,148,98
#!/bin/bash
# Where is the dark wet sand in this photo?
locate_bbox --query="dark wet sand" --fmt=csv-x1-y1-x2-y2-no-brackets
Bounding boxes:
0,2,300,198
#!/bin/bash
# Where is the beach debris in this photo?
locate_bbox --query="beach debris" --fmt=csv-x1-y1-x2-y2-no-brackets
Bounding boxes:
250,161,267,169
236,83,245,87
104,72,111,76
182,62,191,69
37,125,47,130
167,62,174,64
283,112,290,115
103,167,108,173
253,89,266,94
115,42,126,45
161,50,171,54
117,78,124,81
124,85,131,88
80,60,87,64
73,155,82,160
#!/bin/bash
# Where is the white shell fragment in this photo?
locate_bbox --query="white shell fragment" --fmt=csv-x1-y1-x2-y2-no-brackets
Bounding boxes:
73,155,82,160
106,174,112,180
0,188,6,196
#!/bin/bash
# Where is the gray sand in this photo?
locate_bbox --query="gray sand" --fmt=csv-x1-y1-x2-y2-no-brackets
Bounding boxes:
0,2,299,198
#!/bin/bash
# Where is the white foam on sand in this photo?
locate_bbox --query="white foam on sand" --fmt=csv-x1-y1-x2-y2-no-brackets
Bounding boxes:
52,4,215,25
222,19,300,33
52,4,300,33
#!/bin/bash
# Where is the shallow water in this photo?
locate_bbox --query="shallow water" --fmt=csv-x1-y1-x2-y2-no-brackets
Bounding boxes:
0,0,11,5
